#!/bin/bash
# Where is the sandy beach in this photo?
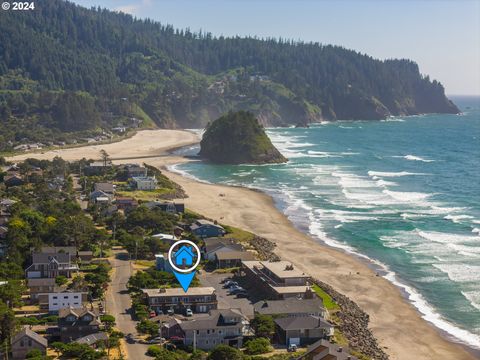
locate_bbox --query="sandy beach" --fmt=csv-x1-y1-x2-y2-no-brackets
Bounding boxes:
8,129,477,360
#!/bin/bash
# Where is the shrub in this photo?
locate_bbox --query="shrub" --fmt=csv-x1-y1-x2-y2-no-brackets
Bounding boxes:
207,345,243,360
244,337,271,355
136,319,159,336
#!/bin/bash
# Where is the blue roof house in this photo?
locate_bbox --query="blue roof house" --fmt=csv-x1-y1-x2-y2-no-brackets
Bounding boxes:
174,246,195,267
190,220,226,238
155,254,173,273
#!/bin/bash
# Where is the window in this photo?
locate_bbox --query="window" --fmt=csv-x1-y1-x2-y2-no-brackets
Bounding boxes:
207,330,210,334
20,340,24,347
64,296,68,299
53,296,58,299
196,330,199,335
74,296,79,299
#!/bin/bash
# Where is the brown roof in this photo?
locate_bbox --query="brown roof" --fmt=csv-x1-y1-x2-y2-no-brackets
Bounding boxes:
28,278,56,287
297,339,359,360
215,251,255,261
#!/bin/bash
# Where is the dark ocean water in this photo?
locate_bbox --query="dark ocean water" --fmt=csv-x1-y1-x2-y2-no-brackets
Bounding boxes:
173,96,480,349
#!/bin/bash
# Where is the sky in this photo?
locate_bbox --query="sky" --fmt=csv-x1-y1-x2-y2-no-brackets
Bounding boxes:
71,0,480,96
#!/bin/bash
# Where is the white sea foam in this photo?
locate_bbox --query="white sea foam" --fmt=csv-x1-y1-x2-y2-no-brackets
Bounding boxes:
402,154,435,162
368,170,428,177
417,231,480,244
383,190,432,203
444,214,475,223
462,290,480,311
433,264,480,283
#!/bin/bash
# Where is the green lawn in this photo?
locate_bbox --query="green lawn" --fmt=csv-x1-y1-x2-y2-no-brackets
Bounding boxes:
311,284,340,311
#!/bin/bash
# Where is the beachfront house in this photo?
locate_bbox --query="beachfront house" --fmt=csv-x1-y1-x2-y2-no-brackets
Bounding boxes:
131,176,157,190
241,260,311,299
190,219,226,238
296,339,359,360
254,297,327,318
275,315,334,346
25,251,79,279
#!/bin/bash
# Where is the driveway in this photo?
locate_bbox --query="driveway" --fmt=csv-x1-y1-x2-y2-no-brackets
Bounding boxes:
198,271,254,319
106,249,149,359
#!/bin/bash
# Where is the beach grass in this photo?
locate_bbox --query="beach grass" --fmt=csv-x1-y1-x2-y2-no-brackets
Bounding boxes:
312,283,340,311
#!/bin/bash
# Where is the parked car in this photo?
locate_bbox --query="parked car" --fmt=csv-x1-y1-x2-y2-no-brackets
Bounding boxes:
185,308,193,317
167,308,174,315
126,333,136,344
288,344,298,352
149,311,156,318
235,290,249,298
223,280,238,289
228,286,245,295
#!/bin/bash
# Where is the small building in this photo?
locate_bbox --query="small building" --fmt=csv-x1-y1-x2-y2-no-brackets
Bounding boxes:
28,278,57,302
38,290,88,313
11,327,47,360
143,287,217,314
131,176,157,190
155,254,173,273
173,309,247,350
190,219,226,238
274,315,334,346
0,226,7,239
296,339,359,360
78,250,94,263
75,332,109,347
254,297,326,318
58,307,101,342
151,233,177,244
215,251,255,269
89,190,112,204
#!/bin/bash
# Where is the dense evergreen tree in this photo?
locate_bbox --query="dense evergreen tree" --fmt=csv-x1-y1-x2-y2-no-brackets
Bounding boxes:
0,0,458,149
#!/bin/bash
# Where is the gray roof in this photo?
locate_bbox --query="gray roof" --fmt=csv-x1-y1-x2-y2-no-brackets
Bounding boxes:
254,297,325,316
58,306,98,319
205,240,243,255
94,183,114,193
275,315,332,331
12,327,48,348
41,246,77,255
75,332,109,345
32,252,70,264
179,309,244,331
297,339,359,360
215,251,255,261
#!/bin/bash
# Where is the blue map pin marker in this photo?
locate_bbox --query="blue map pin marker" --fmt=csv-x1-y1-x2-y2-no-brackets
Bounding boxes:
173,270,196,292
168,240,201,293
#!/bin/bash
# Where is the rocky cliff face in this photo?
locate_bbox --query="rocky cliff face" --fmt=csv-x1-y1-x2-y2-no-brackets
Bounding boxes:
199,111,287,164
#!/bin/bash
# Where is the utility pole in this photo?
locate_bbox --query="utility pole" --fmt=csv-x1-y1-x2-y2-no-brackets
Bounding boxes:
193,329,196,352
135,239,138,262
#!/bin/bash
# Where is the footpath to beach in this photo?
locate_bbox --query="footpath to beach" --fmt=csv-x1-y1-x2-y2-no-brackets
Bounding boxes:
8,129,477,360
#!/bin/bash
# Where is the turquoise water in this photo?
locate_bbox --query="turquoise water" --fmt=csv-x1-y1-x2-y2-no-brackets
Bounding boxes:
174,96,480,349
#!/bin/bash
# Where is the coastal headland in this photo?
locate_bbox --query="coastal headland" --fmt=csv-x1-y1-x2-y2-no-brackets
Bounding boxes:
7,129,477,360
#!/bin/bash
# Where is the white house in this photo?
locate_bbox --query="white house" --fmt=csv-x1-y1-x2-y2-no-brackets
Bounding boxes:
38,291,88,313
131,176,157,191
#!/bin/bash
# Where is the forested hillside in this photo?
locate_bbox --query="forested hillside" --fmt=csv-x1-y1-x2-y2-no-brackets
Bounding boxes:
0,0,458,150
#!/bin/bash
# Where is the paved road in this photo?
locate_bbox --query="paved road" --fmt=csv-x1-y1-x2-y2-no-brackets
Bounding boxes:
106,249,149,359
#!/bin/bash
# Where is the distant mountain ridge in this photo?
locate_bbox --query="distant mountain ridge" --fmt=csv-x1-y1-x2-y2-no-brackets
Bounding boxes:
0,0,459,147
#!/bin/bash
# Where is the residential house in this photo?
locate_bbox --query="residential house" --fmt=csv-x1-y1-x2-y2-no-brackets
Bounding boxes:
28,278,57,302
4,174,24,187
215,251,255,269
11,327,47,360
84,161,112,176
190,219,226,238
0,198,17,208
143,287,217,314
94,182,115,196
164,309,246,350
145,201,185,214
25,251,79,279
296,339,359,360
58,307,101,342
275,315,334,346
89,190,111,204
203,238,243,261
115,197,138,211
0,209,10,226
151,233,177,244
254,297,327,319
38,290,88,313
41,246,77,262
126,165,147,178
241,260,310,300
131,176,157,190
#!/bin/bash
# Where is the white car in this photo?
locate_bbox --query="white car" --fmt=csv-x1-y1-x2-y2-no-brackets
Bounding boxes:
185,309,193,317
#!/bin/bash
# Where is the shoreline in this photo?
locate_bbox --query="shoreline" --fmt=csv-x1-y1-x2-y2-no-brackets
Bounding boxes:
7,129,478,360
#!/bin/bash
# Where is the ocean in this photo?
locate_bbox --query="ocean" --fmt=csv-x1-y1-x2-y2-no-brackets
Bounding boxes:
172,96,480,350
